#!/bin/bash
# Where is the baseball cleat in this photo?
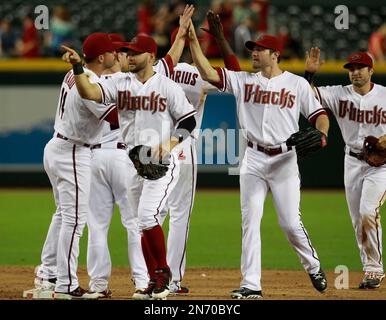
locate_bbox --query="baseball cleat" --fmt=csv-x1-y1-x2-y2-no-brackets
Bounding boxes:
132,280,156,300
54,287,87,300
82,289,112,299
359,272,385,289
309,269,327,293
169,285,189,296
151,268,171,300
230,287,263,299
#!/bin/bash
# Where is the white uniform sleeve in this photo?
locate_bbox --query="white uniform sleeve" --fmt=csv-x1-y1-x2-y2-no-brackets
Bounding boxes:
216,68,242,96
96,76,119,105
298,77,327,122
82,99,116,121
315,85,343,114
167,80,196,123
153,55,174,78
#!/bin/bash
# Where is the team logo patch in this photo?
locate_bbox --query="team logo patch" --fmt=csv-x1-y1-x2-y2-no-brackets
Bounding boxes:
178,150,186,160
351,54,361,60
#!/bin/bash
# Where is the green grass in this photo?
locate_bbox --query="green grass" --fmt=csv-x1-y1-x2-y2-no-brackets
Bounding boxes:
0,189,383,271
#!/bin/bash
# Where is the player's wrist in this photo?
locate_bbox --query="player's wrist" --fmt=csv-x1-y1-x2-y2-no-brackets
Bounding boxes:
304,70,315,84
73,62,84,75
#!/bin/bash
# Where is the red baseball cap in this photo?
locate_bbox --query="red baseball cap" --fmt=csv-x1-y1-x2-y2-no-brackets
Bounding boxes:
108,33,127,52
245,34,282,53
343,52,373,69
82,33,117,59
122,35,157,55
108,33,125,42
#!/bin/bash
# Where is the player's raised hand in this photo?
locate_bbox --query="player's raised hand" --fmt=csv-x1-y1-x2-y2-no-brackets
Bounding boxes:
200,10,224,39
61,45,81,65
305,47,324,73
178,4,195,36
187,20,197,42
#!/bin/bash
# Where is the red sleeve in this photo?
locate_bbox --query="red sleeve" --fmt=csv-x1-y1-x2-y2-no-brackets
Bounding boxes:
209,67,225,90
224,55,241,71
162,54,174,76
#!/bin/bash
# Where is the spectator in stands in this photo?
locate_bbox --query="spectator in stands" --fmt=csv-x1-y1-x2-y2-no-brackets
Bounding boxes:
16,13,40,58
233,0,253,26
368,23,386,63
277,26,302,60
251,0,270,33
234,12,258,58
44,5,77,57
137,0,155,34
0,19,18,57
200,0,233,58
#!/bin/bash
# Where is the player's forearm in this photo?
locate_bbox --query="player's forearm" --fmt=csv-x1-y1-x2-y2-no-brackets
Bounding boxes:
190,37,220,83
315,114,329,136
167,31,186,66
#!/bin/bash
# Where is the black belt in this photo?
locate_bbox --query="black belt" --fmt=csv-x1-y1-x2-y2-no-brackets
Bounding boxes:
91,142,127,150
349,151,364,161
56,133,90,148
247,140,292,156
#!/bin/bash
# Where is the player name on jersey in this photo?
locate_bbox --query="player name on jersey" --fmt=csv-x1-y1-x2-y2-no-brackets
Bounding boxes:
244,84,296,109
170,70,199,86
338,100,386,126
116,90,167,113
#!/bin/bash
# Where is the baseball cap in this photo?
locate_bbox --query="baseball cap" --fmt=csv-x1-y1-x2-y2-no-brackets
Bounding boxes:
343,52,373,69
108,33,127,52
82,33,116,59
122,35,157,55
108,33,125,42
245,34,282,53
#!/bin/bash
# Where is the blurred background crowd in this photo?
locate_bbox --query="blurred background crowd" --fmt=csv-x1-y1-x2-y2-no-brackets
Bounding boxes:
0,0,386,62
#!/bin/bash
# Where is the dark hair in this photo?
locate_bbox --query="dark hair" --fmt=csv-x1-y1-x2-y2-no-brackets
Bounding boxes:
269,49,281,63
84,56,97,64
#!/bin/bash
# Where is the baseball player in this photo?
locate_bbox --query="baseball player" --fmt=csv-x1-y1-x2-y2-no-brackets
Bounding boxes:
82,34,149,300
305,48,386,289
33,33,119,299
187,23,330,298
158,10,241,295
61,27,197,301
82,6,195,299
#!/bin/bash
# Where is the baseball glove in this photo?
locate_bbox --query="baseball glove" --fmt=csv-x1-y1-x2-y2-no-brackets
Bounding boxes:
363,136,386,167
128,145,169,180
286,127,327,159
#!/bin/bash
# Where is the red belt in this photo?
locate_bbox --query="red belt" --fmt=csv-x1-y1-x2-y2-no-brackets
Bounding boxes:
56,133,90,148
91,142,127,150
247,140,292,156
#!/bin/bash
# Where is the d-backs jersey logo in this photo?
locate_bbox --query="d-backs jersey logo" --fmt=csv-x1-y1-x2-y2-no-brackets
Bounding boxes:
117,90,167,113
339,100,386,126
244,84,296,109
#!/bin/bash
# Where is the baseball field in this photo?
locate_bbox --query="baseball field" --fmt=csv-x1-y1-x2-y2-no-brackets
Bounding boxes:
1,189,385,300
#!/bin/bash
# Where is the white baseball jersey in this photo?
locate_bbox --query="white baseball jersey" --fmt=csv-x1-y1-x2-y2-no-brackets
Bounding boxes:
169,63,215,135
98,72,196,149
315,84,386,151
216,69,326,145
54,68,116,145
